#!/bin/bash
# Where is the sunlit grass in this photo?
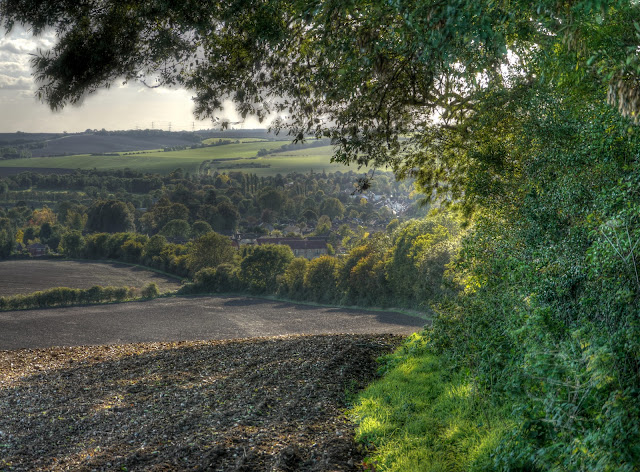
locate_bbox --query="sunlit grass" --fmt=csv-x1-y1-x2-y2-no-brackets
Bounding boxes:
0,142,369,176
202,137,270,144
350,332,513,471
0,142,285,174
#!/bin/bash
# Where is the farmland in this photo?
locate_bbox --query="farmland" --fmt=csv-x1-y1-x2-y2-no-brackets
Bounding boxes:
27,133,204,158
0,139,368,176
0,295,425,349
0,334,403,471
0,141,284,175
202,145,366,176
0,260,182,297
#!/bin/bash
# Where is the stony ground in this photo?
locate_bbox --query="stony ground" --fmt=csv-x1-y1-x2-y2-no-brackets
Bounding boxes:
0,334,404,471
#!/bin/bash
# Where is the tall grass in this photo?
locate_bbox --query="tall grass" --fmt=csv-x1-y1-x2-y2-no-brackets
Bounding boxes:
350,332,513,471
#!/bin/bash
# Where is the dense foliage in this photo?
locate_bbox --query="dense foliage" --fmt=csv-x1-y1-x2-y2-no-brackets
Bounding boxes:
0,168,417,240
0,167,448,308
182,213,461,310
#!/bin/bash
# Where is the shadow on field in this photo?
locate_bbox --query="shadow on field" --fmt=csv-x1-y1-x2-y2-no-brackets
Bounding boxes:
221,297,273,307
51,259,182,279
1,335,401,471
273,302,331,311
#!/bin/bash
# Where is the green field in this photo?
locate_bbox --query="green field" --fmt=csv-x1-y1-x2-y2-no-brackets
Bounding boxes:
206,145,371,176
202,137,270,144
0,141,368,176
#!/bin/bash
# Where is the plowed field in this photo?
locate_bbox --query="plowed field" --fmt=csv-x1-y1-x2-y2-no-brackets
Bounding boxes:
0,260,182,297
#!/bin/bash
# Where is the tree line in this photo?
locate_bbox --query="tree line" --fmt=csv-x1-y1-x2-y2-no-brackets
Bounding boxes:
49,212,459,313
0,169,420,256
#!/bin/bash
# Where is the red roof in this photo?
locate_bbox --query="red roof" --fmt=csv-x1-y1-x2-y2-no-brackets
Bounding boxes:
256,238,327,250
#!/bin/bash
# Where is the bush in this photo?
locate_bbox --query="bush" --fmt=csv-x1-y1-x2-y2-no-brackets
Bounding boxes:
192,263,241,293
0,285,136,310
303,255,342,303
239,244,293,294
340,240,389,306
141,282,160,298
281,257,308,299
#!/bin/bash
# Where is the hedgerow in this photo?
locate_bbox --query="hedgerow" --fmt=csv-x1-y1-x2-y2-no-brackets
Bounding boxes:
0,285,136,311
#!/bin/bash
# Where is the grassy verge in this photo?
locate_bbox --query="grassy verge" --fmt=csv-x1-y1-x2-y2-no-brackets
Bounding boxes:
350,331,513,471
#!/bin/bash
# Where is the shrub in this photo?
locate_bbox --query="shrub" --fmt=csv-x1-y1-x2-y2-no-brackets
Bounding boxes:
303,255,342,303
340,241,389,306
281,257,308,299
0,285,135,310
193,263,240,293
141,282,160,298
239,244,293,294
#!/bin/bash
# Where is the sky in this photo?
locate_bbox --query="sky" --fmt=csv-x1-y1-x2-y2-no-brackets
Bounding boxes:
0,27,263,133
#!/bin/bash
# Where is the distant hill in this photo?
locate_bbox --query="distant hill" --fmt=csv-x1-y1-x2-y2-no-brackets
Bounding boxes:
30,133,200,157
0,132,60,146
0,129,283,158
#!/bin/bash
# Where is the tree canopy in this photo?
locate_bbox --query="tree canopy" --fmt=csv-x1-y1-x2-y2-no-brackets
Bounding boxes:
2,0,639,197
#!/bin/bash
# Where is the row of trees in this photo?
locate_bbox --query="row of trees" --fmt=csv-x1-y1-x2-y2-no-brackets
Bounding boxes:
185,214,462,310
0,285,136,311
47,211,461,312
0,169,419,249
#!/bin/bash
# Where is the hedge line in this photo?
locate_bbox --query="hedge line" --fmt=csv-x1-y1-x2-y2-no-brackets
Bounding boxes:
0,285,143,311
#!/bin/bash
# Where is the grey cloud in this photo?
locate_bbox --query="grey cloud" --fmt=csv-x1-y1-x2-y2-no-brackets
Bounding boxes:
0,42,22,54
0,35,53,58
0,62,31,79
0,75,33,91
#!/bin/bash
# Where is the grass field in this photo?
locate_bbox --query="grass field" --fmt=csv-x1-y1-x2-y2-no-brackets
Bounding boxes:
0,142,286,175
202,137,270,144
207,145,370,176
0,141,367,176
0,260,182,297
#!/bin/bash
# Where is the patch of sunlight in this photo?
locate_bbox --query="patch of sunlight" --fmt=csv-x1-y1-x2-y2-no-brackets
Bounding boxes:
396,358,420,376
68,446,108,467
351,337,515,472
358,416,385,435
114,379,139,387
467,426,506,470
442,423,461,441
446,382,472,401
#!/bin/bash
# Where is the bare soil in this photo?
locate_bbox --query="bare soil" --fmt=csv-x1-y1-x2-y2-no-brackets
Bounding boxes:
0,295,425,350
0,260,182,297
0,334,403,471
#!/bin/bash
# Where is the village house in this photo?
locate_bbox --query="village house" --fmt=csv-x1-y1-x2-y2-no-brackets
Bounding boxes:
27,242,48,257
256,237,328,259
